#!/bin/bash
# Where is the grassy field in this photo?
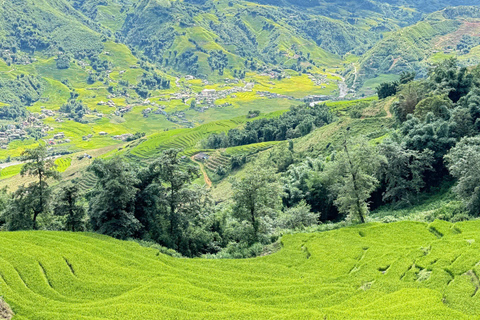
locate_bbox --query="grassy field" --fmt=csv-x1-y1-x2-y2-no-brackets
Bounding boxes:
2,220,480,319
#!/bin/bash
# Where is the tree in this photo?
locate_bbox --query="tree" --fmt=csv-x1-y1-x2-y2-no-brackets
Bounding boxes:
3,186,35,231
0,187,12,230
445,136,480,215
56,54,71,69
379,138,434,206
399,71,416,84
60,99,88,122
392,81,427,123
53,183,86,232
277,201,317,230
429,58,473,103
400,113,457,175
231,166,282,242
143,149,213,256
88,157,141,239
326,135,385,223
376,81,398,99
282,157,338,221
414,95,452,121
20,145,59,229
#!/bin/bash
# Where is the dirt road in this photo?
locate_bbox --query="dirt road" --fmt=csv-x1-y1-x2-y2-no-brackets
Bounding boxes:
190,156,212,188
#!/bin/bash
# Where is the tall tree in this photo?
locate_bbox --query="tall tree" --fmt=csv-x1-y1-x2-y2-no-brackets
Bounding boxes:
145,149,205,254
53,182,86,232
88,157,141,239
20,144,59,229
445,136,480,215
379,138,434,206
231,166,282,242
326,134,385,223
429,58,473,103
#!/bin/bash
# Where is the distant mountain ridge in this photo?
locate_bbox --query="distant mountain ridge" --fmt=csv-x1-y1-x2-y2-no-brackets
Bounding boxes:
1,0,480,84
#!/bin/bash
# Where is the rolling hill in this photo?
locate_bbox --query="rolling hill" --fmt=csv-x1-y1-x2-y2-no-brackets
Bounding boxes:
2,220,480,319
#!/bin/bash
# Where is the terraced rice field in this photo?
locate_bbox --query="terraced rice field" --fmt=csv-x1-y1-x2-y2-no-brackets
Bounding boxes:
2,220,480,319
127,119,242,161
204,152,231,172
54,158,72,173
224,141,282,155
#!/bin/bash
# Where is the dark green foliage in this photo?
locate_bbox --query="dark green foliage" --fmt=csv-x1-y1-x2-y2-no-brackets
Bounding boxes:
3,185,36,231
60,99,88,122
456,34,480,54
414,95,452,120
208,50,228,75
325,136,386,223
268,144,294,173
392,81,429,123
400,114,457,172
379,137,434,206
87,150,215,256
20,145,60,229
376,81,398,99
282,157,338,221
125,132,146,142
232,166,282,243
429,58,474,103
247,110,260,118
135,72,170,98
203,103,333,149
399,71,416,84
56,54,71,69
0,0,104,58
276,201,316,230
134,149,214,257
0,75,43,107
88,157,142,239
0,105,29,120
454,87,480,136
53,183,86,232
445,136,480,215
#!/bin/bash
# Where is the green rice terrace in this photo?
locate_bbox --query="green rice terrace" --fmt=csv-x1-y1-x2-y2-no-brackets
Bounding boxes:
2,220,480,319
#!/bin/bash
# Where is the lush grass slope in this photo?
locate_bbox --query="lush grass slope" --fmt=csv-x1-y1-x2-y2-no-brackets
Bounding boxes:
2,221,480,319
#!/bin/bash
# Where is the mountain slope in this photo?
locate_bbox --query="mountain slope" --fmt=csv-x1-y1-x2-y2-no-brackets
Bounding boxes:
353,6,480,86
0,0,106,60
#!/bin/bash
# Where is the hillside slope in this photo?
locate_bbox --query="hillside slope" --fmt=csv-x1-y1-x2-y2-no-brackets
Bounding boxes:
2,220,480,319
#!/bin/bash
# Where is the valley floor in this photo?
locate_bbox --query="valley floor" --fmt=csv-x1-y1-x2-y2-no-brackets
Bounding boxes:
1,220,480,319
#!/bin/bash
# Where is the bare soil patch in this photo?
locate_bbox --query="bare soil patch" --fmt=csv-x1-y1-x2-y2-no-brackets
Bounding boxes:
0,299,13,320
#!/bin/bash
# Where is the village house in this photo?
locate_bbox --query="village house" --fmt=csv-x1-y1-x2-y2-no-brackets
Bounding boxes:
113,133,134,141
54,132,65,139
193,152,209,161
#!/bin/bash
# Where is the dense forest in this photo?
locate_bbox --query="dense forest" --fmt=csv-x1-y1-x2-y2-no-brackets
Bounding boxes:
202,103,333,148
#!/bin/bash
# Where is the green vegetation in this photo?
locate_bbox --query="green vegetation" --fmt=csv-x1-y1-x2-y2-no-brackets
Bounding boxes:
2,1,480,318
3,221,480,318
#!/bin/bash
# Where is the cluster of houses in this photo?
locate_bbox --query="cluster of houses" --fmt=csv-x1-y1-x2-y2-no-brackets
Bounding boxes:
114,105,133,116
45,132,71,146
308,74,328,87
304,95,329,103
196,83,255,107
257,91,296,100
260,70,287,79
113,133,134,141
0,129,27,148
0,113,54,149
97,100,116,108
